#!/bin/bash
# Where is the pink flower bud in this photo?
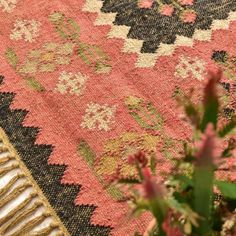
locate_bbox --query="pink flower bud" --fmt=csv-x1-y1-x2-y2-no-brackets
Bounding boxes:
195,123,219,165
127,151,148,167
127,155,136,165
135,151,148,167
142,167,152,179
142,167,164,199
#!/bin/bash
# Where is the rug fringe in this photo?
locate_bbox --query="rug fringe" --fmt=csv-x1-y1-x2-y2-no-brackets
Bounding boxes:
30,223,59,235
0,129,69,235
0,163,19,178
0,192,37,226
0,155,14,165
0,173,24,197
0,201,43,234
0,182,31,208
9,213,50,236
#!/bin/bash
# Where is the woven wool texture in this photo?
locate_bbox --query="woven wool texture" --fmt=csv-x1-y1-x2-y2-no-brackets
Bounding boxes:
0,0,236,235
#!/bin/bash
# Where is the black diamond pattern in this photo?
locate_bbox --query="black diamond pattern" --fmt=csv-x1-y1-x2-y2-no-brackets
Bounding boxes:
101,0,236,53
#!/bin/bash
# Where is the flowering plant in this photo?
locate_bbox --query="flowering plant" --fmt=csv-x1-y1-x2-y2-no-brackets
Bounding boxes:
115,71,236,235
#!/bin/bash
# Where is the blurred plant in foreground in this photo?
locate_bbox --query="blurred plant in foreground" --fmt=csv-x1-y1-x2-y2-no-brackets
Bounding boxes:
115,70,236,236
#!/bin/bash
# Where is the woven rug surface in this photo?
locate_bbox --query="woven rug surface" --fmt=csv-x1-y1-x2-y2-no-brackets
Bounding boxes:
0,0,235,235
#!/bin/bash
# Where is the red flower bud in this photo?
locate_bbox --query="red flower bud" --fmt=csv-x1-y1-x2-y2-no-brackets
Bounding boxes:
135,151,148,167
195,123,219,165
127,151,148,167
142,167,164,199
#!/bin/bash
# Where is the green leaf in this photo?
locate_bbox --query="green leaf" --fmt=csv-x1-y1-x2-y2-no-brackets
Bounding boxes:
218,117,236,137
132,200,150,217
175,175,193,191
193,165,214,235
24,77,45,92
149,197,167,236
185,103,201,128
5,48,18,69
201,100,219,131
200,75,220,131
77,139,96,167
215,180,236,199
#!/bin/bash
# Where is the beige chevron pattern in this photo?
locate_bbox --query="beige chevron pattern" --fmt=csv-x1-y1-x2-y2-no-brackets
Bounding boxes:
83,0,236,68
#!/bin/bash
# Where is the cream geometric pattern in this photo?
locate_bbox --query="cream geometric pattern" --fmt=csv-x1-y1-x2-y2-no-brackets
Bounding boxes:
175,56,206,81
83,0,236,68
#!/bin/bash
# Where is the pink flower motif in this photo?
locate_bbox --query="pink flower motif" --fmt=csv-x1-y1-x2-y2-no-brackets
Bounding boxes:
179,0,194,5
138,0,153,9
160,4,174,16
181,10,197,23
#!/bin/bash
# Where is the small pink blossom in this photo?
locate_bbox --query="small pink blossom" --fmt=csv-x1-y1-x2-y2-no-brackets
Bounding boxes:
160,4,174,16
195,123,220,165
142,167,164,199
181,10,197,23
127,151,148,167
138,0,153,9
179,0,194,6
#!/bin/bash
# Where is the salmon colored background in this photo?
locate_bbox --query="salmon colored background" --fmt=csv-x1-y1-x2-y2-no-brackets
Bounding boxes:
0,0,236,234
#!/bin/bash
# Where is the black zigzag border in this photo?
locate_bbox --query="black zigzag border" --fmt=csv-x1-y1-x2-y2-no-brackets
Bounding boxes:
0,76,111,236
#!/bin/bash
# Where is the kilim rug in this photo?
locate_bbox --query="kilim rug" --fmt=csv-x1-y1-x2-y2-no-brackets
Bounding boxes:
0,0,235,235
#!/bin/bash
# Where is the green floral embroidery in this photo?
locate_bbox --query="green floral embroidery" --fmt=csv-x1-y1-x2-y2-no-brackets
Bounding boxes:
125,95,183,160
77,139,96,167
4,11,112,92
49,12,111,74
49,12,80,41
77,139,124,201
5,48,18,69
76,98,184,201
96,132,160,180
4,48,45,92
77,133,160,200
125,95,164,131
24,77,45,92
19,42,75,74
